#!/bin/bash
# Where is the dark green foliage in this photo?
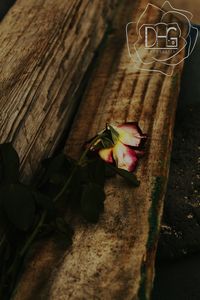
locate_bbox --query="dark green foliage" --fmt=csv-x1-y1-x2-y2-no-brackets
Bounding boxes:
0,143,19,183
0,142,140,299
81,182,105,223
0,183,35,231
107,165,140,186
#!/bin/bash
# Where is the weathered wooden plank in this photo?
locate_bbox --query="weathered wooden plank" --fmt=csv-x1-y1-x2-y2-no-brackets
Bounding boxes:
13,0,185,299
0,0,117,181
153,0,200,24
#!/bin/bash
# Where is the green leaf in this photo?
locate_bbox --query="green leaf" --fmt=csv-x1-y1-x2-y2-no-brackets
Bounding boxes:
101,137,114,148
81,182,105,223
105,165,116,178
107,165,140,186
68,167,82,210
53,218,74,249
39,153,75,199
0,184,36,231
55,218,72,235
108,125,119,144
0,159,3,183
33,191,54,215
87,159,105,187
0,143,20,184
40,153,74,187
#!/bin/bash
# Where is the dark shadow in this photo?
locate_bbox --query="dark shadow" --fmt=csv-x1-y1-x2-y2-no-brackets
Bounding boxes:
153,26,200,300
0,0,16,21
153,252,200,300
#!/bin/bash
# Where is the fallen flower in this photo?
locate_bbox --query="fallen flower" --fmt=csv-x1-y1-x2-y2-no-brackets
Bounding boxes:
0,123,145,300
98,122,147,172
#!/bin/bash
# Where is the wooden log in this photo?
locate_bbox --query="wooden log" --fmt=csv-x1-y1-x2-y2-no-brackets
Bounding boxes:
0,0,117,181
14,0,186,299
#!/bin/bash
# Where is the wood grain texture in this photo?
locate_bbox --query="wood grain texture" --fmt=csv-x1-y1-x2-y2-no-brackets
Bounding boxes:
0,0,117,181
153,0,200,24
53,2,185,300
13,0,186,299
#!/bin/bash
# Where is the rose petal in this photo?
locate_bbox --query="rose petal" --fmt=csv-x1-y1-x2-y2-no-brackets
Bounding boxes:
112,122,147,147
113,142,138,172
99,148,114,164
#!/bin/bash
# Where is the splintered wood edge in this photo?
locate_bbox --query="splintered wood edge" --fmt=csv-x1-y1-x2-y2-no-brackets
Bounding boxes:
13,0,185,299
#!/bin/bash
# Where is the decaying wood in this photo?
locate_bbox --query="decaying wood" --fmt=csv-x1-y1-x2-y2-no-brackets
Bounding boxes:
0,0,117,181
13,0,186,299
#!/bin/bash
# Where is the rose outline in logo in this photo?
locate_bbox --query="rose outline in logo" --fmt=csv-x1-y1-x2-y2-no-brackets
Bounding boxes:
126,1,198,76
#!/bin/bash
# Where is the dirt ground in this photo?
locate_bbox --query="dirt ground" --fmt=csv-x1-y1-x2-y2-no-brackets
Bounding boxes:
153,26,200,300
157,66,200,260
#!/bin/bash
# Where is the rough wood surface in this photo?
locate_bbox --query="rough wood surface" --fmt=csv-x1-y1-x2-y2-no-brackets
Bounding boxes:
14,0,186,299
0,0,116,181
153,0,200,24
